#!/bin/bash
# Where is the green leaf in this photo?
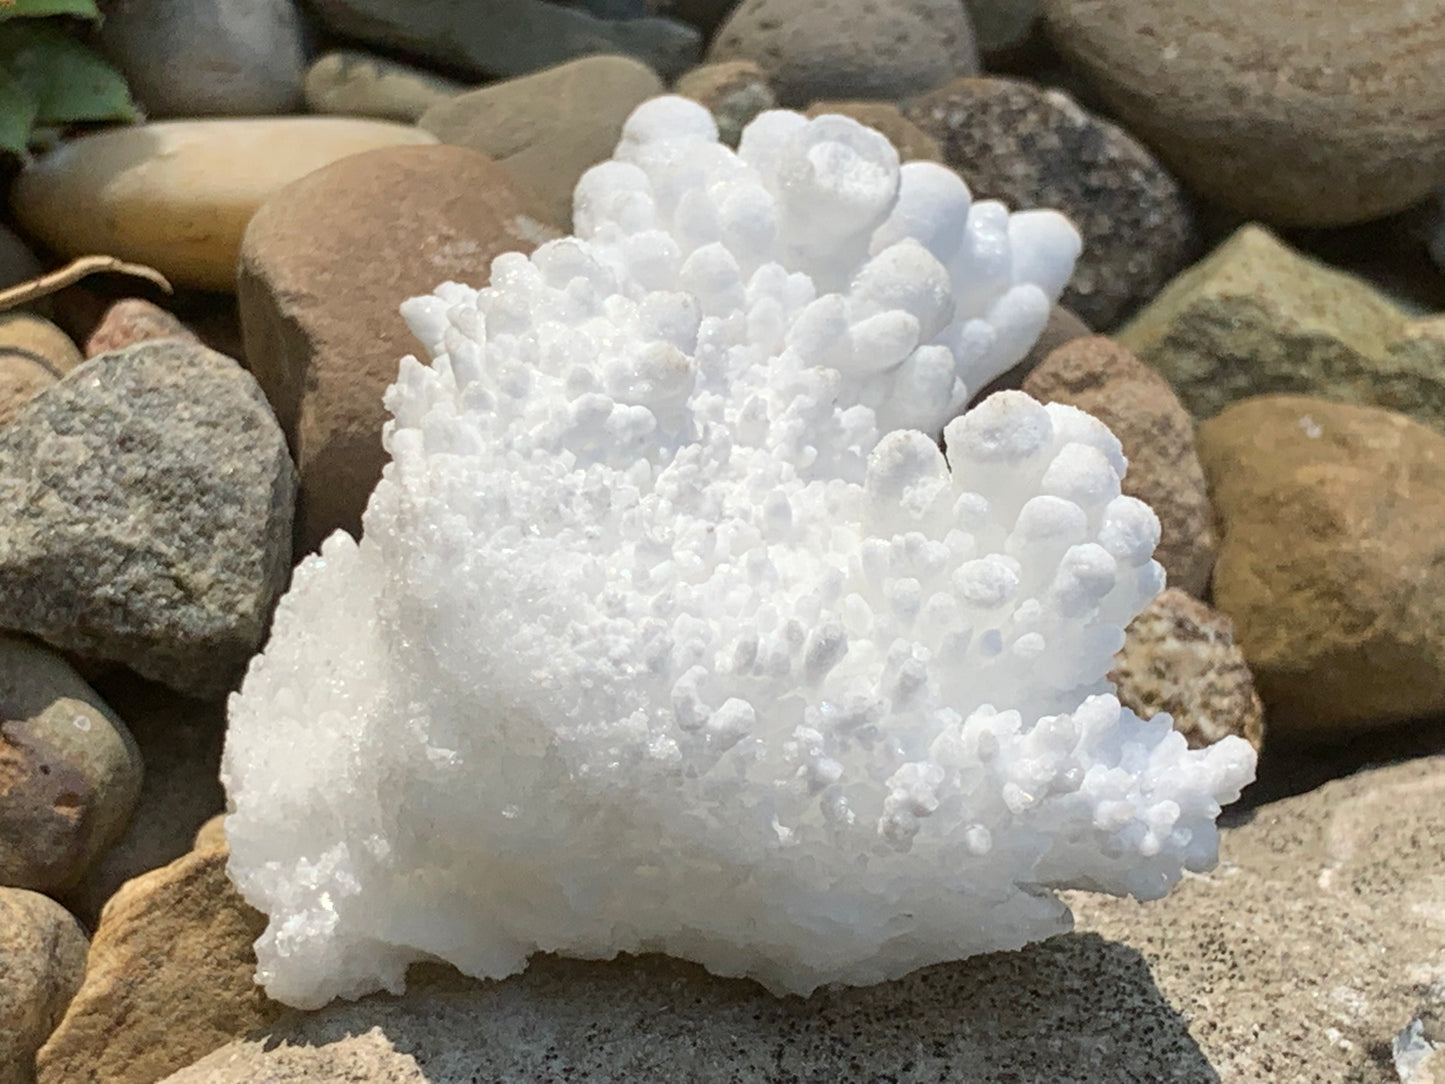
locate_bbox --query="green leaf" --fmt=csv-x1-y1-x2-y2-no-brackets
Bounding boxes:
0,22,136,128
0,63,36,155
0,0,103,21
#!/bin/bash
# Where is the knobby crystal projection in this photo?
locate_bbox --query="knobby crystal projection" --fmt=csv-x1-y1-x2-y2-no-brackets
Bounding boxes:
223,97,1256,1009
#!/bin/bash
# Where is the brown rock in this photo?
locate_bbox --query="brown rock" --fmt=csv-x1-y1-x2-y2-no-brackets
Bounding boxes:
0,314,81,426
673,60,775,147
1042,0,1445,227
35,838,283,1084
1111,588,1264,752
904,77,1197,329
0,637,143,895
1023,336,1215,597
419,56,664,228
804,100,942,162
59,675,225,928
1197,395,1445,739
83,300,199,359
0,888,87,1084
238,144,560,554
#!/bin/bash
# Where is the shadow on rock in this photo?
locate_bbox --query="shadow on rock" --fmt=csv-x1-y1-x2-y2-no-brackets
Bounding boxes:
170,934,1218,1083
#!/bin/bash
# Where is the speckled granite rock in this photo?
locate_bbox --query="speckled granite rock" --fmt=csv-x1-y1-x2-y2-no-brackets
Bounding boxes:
0,637,143,894
1111,588,1264,751
1042,0,1445,226
1023,336,1215,596
1198,395,1445,739
0,340,295,698
708,0,979,107
1118,224,1445,429
903,77,1197,329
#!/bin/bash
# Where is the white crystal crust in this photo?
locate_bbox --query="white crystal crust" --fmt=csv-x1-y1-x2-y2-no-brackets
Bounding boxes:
223,97,1255,1009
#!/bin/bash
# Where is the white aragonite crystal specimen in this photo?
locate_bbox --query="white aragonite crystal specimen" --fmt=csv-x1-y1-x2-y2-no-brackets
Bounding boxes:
223,97,1255,1009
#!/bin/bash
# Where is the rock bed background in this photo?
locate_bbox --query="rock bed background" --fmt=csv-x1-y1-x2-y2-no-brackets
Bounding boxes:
3,0,1445,1081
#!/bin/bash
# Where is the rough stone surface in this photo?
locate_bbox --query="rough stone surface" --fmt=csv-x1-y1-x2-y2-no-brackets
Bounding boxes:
804,100,942,163
0,340,296,698
97,0,307,117
904,77,1197,329
59,675,225,928
238,144,559,554
1042,0,1445,227
1068,755,1445,1082
1198,395,1445,739
0,888,87,1084
419,56,664,227
0,314,82,427
0,637,143,894
304,50,466,124
83,300,199,359
1023,336,1215,597
673,60,775,148
150,757,1445,1083
159,940,1214,1083
709,0,979,108
1118,225,1445,430
306,0,700,81
35,838,283,1084
1110,588,1264,752
11,119,439,291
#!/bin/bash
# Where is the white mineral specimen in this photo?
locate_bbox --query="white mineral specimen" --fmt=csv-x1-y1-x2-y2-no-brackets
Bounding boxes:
223,97,1256,1009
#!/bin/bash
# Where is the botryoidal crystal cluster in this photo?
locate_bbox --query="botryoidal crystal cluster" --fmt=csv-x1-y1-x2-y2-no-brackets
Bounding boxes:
223,97,1256,1009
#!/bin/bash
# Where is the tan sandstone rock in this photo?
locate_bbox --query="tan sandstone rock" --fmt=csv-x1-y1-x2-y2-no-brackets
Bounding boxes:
35,836,283,1084
1198,395,1445,739
12,119,439,291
